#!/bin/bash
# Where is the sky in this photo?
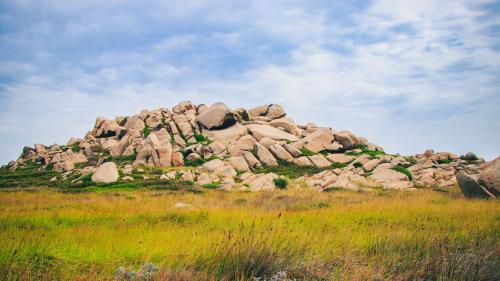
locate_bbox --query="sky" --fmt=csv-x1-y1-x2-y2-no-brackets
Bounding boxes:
0,0,499,164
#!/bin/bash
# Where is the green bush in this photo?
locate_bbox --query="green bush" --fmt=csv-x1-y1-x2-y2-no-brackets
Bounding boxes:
70,142,81,153
437,157,453,164
273,178,288,189
353,162,363,168
143,127,151,137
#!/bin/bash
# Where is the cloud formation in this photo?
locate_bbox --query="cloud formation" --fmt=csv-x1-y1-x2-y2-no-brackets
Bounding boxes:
0,0,499,163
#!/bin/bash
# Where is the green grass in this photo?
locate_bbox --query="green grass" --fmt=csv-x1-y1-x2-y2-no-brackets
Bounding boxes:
299,147,316,157
393,165,413,180
201,182,220,189
0,188,498,280
254,160,326,179
70,142,80,153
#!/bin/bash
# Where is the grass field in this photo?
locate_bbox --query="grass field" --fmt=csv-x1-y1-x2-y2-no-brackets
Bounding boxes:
0,185,498,281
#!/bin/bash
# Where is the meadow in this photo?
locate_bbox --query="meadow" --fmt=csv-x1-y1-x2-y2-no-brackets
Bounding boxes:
0,184,498,281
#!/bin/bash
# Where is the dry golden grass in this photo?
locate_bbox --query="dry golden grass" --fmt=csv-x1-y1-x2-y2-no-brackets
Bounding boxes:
0,186,499,280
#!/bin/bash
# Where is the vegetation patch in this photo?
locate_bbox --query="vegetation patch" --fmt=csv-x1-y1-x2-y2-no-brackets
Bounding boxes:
255,160,326,179
393,165,413,180
142,127,151,137
273,178,288,189
299,147,316,157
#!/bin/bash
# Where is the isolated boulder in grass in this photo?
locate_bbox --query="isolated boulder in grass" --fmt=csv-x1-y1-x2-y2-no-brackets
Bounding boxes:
456,171,494,199
196,102,236,130
91,162,119,183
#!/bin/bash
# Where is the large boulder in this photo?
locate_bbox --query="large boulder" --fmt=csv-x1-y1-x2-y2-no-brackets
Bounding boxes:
202,123,248,143
196,102,237,130
477,157,500,195
246,124,299,142
124,117,145,132
369,168,414,190
456,171,495,199
91,162,119,183
268,144,293,161
248,104,286,119
297,128,334,153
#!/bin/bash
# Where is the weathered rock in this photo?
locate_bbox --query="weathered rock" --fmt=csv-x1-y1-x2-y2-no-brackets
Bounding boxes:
370,168,413,190
326,154,354,164
292,156,313,166
202,123,248,143
157,146,172,167
196,102,236,130
91,162,119,183
299,128,334,153
124,117,145,132
457,171,495,199
332,131,355,150
461,152,478,161
283,144,302,158
242,151,262,169
224,156,250,172
122,176,135,182
203,159,225,171
214,166,237,178
266,104,286,119
268,144,293,161
308,155,331,168
247,124,299,142
254,143,278,166
477,157,500,195
242,173,278,191
171,152,184,166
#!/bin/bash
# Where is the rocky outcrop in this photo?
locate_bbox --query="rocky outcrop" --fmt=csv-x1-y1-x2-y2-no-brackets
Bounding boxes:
8,100,496,194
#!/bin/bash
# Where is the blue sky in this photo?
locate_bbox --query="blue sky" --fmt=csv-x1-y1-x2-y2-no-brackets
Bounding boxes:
0,0,499,164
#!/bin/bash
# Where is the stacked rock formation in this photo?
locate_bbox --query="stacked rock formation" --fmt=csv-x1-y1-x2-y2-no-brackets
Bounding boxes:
6,101,497,193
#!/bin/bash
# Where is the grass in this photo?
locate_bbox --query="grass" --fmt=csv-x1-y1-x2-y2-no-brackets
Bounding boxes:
0,188,498,280
143,127,151,138
437,157,453,164
393,165,413,180
299,147,316,157
255,160,327,179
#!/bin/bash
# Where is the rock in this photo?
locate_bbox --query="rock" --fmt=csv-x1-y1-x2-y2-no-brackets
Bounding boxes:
171,152,184,167
266,104,286,119
457,171,495,199
242,173,278,191
122,176,134,182
363,159,382,171
196,102,237,130
308,155,331,168
224,156,250,172
159,174,169,181
299,128,334,153
124,117,145,132
423,149,434,157
292,156,313,166
110,135,130,157
248,105,269,118
269,117,301,135
91,162,119,183
246,124,299,142
174,202,192,209
326,154,354,164
369,168,413,190
268,144,293,161
461,152,478,161
156,146,172,167
50,176,57,182
259,137,278,148
254,143,278,166
172,101,195,114
332,131,355,150
242,151,262,169
283,143,302,158
180,170,195,181
202,123,248,143
477,157,500,195
214,166,237,178
203,159,225,171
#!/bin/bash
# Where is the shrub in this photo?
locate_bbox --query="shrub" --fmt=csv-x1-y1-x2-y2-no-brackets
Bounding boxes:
255,160,325,179
353,162,363,168
194,133,208,143
143,127,151,137
437,157,453,164
70,142,81,153
393,165,413,180
273,178,288,189
331,162,348,169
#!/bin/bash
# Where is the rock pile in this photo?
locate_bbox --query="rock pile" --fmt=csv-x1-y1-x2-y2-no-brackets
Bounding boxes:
6,101,497,194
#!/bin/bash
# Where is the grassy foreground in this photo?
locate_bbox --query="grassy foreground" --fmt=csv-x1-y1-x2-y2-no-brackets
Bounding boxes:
0,187,498,281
